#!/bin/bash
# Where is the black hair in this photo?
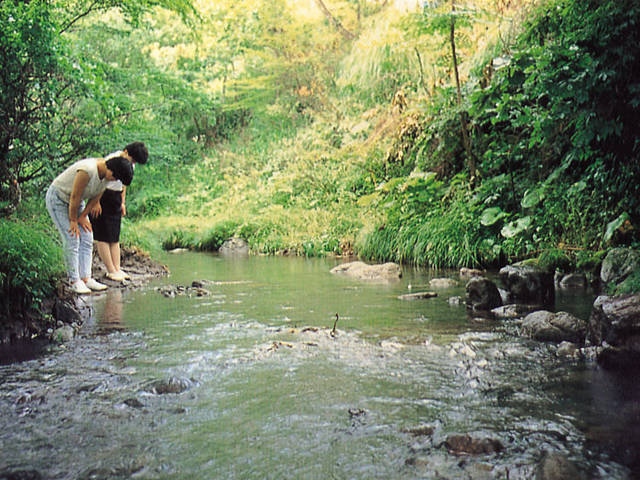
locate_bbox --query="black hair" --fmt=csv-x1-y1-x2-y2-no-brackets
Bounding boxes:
106,156,134,186
124,142,148,165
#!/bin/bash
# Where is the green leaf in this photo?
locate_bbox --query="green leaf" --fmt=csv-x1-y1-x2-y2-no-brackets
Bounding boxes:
501,216,531,238
521,188,544,209
480,206,507,226
604,212,630,244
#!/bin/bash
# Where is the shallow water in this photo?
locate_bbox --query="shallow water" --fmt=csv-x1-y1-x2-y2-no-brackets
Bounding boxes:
1,252,638,479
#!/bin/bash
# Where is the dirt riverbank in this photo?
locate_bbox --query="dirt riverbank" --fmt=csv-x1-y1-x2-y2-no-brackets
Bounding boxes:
0,247,168,345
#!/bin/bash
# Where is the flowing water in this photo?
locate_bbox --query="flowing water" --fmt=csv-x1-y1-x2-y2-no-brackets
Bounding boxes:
1,252,639,479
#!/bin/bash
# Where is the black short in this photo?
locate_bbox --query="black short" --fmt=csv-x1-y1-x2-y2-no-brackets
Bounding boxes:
91,189,122,243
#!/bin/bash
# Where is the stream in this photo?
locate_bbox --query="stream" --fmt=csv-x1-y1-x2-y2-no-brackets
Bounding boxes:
1,252,638,479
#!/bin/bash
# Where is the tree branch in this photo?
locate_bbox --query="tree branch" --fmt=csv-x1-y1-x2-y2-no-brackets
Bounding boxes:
313,0,356,40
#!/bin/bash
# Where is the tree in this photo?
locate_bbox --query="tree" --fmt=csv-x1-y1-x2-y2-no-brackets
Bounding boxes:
0,0,62,216
0,0,198,217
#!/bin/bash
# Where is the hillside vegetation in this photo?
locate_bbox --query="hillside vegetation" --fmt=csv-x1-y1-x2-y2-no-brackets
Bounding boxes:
2,0,640,320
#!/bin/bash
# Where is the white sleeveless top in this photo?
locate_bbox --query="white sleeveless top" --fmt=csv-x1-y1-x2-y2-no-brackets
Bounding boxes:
51,158,107,203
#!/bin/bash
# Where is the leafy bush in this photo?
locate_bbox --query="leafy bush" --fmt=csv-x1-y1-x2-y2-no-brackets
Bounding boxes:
0,221,64,319
197,221,240,251
468,0,640,250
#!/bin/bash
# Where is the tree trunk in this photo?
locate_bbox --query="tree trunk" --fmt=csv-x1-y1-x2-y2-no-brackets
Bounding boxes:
450,0,477,183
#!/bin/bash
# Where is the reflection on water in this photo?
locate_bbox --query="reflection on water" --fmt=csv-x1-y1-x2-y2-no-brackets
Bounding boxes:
0,253,637,479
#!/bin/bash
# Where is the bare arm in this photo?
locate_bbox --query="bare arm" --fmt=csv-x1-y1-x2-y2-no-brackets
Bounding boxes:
121,186,127,217
68,170,90,237
89,191,104,218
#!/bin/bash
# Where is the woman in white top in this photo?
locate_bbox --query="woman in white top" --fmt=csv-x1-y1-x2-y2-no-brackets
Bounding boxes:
46,156,134,294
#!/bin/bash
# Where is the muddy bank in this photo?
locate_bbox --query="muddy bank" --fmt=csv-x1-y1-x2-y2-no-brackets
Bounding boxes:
0,247,168,346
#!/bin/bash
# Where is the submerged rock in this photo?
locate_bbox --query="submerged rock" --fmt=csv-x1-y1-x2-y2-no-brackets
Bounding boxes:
397,291,437,301
460,267,485,278
536,451,584,480
148,376,195,394
156,284,210,298
443,434,503,455
429,278,458,288
0,469,43,480
491,303,538,319
403,424,435,437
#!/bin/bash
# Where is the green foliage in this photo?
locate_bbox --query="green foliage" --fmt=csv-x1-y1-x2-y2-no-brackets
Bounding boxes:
197,221,240,251
357,173,489,268
5,0,640,297
0,0,63,208
161,229,196,251
537,248,572,273
611,269,640,295
0,221,64,319
468,0,640,249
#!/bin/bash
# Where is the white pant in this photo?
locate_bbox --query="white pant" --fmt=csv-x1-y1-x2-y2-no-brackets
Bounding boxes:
46,185,93,282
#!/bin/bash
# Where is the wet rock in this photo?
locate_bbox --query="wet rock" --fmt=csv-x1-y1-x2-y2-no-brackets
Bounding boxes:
404,455,430,468
54,298,81,325
219,237,249,256
460,267,485,278
403,425,435,437
465,277,502,312
448,296,464,306
330,261,402,281
499,264,555,307
51,325,75,343
522,311,587,344
443,434,503,455
556,341,579,358
348,407,366,418
156,284,210,298
0,469,43,480
588,293,640,370
535,451,584,480
124,398,145,408
148,377,195,394
397,291,437,301
557,273,587,289
600,247,640,286
491,303,538,319
429,278,457,288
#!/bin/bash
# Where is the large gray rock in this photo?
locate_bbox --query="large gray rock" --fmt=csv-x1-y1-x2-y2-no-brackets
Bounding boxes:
330,261,402,281
588,293,640,369
499,264,555,306
219,237,249,256
522,310,587,344
465,276,502,312
600,247,640,285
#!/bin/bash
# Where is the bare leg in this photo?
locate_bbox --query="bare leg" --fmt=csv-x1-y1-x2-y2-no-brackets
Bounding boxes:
97,241,117,273
110,242,121,272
